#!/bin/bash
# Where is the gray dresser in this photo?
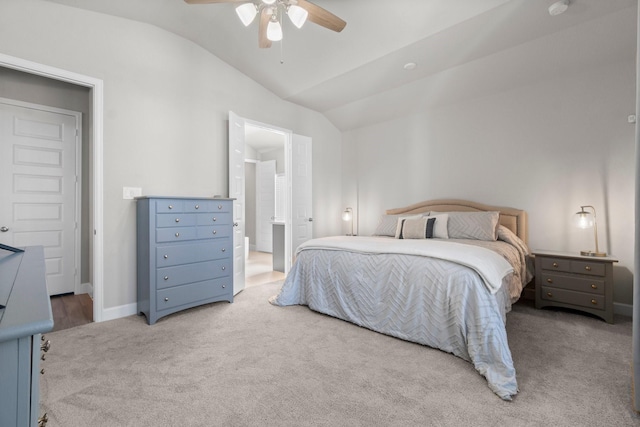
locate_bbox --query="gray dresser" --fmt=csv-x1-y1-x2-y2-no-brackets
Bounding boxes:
0,245,53,427
136,197,234,325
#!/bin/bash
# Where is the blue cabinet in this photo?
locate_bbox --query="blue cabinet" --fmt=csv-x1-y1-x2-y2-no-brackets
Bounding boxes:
136,197,234,325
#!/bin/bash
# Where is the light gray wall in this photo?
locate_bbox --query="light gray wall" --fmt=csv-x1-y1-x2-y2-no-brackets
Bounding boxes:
261,147,286,174
0,0,342,310
0,67,92,285
343,59,636,306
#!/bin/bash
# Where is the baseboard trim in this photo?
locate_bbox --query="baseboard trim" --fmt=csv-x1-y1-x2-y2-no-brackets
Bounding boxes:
100,302,137,322
77,281,93,296
614,302,633,318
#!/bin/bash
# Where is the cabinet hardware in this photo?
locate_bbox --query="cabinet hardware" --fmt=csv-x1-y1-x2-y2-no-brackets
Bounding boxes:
546,278,553,283
164,255,168,259
175,232,180,237
547,292,553,298
195,205,200,209
164,297,169,302
591,284,597,289
585,266,592,271
212,230,217,235
175,218,180,223
164,276,169,281
552,262,558,268
168,205,173,210
591,299,597,305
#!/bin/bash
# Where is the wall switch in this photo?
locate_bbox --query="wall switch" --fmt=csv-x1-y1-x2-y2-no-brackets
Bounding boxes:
628,115,636,124
123,187,142,200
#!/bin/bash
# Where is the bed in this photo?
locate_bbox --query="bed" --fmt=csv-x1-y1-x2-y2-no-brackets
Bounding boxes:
269,199,533,400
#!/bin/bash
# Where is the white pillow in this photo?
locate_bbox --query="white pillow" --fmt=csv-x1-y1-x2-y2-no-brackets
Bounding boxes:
373,215,402,237
428,213,449,239
394,215,424,239
445,211,500,241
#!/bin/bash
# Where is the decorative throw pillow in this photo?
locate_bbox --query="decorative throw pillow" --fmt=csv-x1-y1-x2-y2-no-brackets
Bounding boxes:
394,215,424,238
445,211,500,241
428,213,449,239
373,215,402,237
400,217,428,239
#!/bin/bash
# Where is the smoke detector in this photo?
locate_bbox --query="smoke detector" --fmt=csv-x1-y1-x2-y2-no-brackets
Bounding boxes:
548,0,569,16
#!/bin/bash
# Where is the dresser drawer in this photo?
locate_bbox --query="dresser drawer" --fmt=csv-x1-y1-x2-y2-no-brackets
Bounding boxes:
157,259,231,289
157,278,231,311
196,212,232,226
540,273,604,295
183,200,231,213
570,261,605,277
156,227,197,243
156,240,231,267
156,199,185,213
540,285,605,311
197,225,232,240
540,257,571,273
156,213,197,228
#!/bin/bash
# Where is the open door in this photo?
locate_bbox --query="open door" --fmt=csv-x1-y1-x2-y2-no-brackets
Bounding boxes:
291,134,313,259
228,111,245,295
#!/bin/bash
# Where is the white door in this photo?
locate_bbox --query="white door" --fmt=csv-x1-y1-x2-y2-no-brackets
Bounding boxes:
291,134,313,260
228,111,246,296
0,98,81,296
255,160,276,253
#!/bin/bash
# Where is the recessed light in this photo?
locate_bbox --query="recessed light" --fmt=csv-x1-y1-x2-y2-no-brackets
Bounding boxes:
404,62,417,70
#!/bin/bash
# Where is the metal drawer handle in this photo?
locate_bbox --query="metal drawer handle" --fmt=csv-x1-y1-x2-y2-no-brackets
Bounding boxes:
552,262,558,268
547,292,553,298
165,297,169,302
195,204,200,209
591,284,597,289
213,230,217,235
0,226,8,232
222,266,226,270
164,254,168,259
175,218,180,223
168,205,173,210
221,248,226,252
175,232,180,237
212,217,217,222
591,299,597,305
164,276,169,281
546,278,553,284
218,205,223,210
585,266,592,272
222,284,226,288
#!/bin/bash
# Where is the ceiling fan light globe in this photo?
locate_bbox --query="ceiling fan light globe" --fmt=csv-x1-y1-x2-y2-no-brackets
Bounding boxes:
262,0,277,5
236,3,257,27
267,19,283,41
287,5,308,29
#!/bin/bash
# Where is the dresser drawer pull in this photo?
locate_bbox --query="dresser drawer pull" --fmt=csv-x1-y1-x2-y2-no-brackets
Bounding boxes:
222,284,226,288
591,284,597,289
168,205,173,210
552,262,558,268
175,218,180,223
213,230,217,235
164,276,169,281
547,292,553,298
195,204,200,210
546,278,553,284
222,248,226,252
164,254,168,259
164,297,169,302
175,232,180,237
585,266,592,272
218,205,223,210
222,266,226,270
591,299,597,305
212,217,217,222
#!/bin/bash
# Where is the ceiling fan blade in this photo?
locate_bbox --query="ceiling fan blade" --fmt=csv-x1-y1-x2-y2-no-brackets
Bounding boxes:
184,0,247,4
259,8,272,49
296,0,346,32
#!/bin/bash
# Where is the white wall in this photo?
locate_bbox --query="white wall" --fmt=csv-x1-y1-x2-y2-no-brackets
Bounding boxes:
343,59,636,306
0,0,342,311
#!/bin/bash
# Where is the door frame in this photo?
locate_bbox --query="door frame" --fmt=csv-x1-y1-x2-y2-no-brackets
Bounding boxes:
0,53,106,322
0,97,82,295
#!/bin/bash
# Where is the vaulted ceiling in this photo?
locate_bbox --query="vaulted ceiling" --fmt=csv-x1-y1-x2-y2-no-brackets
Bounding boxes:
47,0,638,131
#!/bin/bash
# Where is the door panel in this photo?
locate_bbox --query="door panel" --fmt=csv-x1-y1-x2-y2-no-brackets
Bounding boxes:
291,134,312,259
0,99,80,296
256,160,276,253
228,111,246,296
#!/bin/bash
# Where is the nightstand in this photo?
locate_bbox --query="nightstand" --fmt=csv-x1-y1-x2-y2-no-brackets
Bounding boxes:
533,250,617,324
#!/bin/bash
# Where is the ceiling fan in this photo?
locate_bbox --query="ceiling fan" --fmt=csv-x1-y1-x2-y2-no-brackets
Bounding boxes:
184,0,347,48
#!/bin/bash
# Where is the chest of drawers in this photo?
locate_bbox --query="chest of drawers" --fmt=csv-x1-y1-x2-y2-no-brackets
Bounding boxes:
533,250,617,324
136,197,234,325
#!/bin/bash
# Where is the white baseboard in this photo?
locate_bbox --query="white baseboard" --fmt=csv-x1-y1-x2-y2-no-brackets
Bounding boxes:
77,282,93,297
100,302,138,322
614,302,633,318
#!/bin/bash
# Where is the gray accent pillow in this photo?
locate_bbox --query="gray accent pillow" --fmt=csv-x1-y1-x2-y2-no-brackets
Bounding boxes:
445,211,500,241
373,215,402,237
400,217,428,239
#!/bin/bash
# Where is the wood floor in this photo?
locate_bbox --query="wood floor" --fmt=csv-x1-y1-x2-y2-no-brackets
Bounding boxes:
49,251,284,332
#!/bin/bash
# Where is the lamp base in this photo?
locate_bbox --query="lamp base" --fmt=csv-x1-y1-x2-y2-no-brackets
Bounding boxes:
580,250,607,257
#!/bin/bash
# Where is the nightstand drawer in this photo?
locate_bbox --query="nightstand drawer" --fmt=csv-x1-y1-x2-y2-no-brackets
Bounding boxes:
540,273,604,295
570,261,605,277
540,257,571,273
540,286,605,310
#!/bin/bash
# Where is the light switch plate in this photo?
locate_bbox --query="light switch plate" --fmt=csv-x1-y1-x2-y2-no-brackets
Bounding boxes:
123,187,142,200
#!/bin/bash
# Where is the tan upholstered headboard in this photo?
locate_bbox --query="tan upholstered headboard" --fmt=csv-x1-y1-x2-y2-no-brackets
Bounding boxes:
385,199,528,245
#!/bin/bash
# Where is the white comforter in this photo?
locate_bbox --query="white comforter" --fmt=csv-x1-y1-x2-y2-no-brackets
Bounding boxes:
270,236,529,400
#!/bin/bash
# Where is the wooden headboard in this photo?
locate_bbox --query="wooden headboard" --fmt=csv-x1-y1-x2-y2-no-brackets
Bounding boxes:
385,199,528,245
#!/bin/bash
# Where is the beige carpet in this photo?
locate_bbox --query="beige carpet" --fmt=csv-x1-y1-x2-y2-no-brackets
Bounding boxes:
41,281,638,426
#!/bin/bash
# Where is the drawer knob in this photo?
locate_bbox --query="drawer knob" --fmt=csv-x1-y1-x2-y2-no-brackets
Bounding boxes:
212,217,217,222
175,232,180,237
546,278,553,284
222,284,226,288
222,266,226,270
585,266,592,272
168,205,173,210
195,204,200,209
591,284,597,289
547,292,553,298
222,248,226,252
218,205,223,210
164,254,168,259
164,276,169,281
591,299,597,305
552,262,558,268
165,297,169,302
175,218,180,223
213,230,217,235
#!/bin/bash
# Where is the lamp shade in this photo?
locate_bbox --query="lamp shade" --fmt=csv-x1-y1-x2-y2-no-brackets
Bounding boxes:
267,18,283,41
287,5,308,28
342,209,352,222
574,208,594,229
574,205,606,257
236,3,257,27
